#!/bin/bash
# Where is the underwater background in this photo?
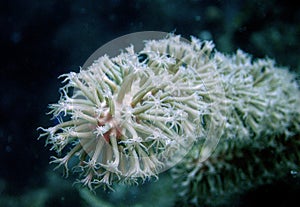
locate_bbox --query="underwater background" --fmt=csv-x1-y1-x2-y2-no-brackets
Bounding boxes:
1,0,300,206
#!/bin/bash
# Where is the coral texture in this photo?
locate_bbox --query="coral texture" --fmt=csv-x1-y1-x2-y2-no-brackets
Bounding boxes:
172,48,300,206
38,35,224,189
39,34,300,205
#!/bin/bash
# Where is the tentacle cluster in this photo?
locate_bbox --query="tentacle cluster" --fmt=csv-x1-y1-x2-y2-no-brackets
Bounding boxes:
171,49,300,206
38,34,224,189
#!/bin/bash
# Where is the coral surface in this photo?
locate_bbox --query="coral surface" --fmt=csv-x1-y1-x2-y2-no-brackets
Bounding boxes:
39,34,300,206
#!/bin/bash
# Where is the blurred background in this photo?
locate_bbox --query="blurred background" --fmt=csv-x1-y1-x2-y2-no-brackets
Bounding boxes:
0,0,299,206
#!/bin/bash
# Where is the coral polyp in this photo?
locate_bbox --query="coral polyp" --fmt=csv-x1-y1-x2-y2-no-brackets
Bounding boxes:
38,34,224,189
38,32,300,204
171,49,300,206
